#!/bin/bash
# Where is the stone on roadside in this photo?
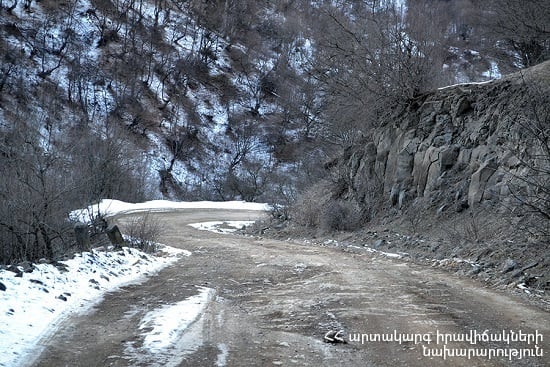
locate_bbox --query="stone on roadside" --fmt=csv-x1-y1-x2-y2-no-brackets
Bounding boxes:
20,261,34,273
7,265,23,277
501,259,517,274
106,225,125,245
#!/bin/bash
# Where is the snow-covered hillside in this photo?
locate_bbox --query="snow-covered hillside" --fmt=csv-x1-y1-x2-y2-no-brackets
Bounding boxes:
2,0,537,204
0,0,317,203
0,0,546,267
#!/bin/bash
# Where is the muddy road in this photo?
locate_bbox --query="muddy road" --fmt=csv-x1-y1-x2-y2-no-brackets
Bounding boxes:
30,209,549,366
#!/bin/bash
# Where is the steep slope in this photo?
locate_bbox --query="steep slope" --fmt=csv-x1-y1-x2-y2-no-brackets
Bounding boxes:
308,61,550,292
0,0,315,202
336,60,549,215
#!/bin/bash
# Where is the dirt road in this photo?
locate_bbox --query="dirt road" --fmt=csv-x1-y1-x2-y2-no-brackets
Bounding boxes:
30,209,549,366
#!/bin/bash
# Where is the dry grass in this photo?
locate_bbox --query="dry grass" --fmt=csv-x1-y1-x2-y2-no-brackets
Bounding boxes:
507,59,550,87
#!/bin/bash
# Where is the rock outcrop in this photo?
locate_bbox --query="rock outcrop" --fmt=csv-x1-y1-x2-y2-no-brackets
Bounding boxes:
336,61,550,215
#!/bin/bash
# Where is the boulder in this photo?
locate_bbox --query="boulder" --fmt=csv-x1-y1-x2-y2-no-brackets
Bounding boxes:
19,261,34,273
106,225,125,245
74,222,90,249
452,97,472,118
501,259,517,274
7,265,22,277
440,145,460,171
468,159,497,207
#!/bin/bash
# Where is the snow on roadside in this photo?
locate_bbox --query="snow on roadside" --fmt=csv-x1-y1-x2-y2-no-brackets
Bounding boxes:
1,199,266,366
71,199,270,222
188,221,256,234
0,245,189,367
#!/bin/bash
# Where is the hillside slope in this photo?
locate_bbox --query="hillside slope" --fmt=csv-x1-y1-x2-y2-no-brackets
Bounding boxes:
296,61,549,293
0,0,316,202
338,61,549,214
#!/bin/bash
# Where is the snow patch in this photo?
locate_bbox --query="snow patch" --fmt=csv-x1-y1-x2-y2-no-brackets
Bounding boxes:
0,245,188,367
437,79,496,90
71,199,270,222
139,287,214,353
188,221,256,234
216,343,229,367
124,287,214,366
482,60,502,79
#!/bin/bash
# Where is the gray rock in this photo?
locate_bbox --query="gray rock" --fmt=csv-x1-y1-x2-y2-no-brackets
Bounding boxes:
468,265,482,276
52,261,69,273
0,281,6,291
453,97,472,117
19,261,34,273
468,159,497,207
440,146,460,170
7,265,22,277
106,225,125,245
521,261,539,272
74,222,90,249
373,239,384,249
398,190,407,209
501,259,517,274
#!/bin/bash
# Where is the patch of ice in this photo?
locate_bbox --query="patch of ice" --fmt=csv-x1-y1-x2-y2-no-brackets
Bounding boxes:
139,286,214,353
123,287,214,366
362,246,405,259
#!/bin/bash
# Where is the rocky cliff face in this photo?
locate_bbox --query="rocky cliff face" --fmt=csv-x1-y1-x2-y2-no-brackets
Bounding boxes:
292,62,549,293
338,61,550,218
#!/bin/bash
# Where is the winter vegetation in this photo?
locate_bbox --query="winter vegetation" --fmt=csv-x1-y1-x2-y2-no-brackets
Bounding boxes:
0,0,548,265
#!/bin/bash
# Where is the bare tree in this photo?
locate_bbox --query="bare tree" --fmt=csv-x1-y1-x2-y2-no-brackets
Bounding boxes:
478,0,550,67
0,115,76,262
0,41,19,94
506,76,550,238
311,0,450,146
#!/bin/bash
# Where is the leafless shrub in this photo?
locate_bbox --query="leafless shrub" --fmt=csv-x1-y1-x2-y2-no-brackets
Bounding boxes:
312,1,450,147
290,184,331,228
124,212,164,253
403,198,428,235
320,199,363,232
446,211,499,244
504,76,550,240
